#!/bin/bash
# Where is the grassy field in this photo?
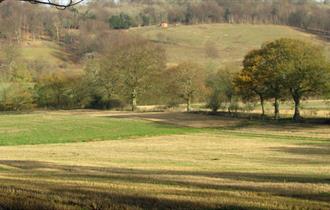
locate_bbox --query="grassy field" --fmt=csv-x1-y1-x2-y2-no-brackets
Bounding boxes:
131,24,330,69
0,112,196,146
0,111,329,209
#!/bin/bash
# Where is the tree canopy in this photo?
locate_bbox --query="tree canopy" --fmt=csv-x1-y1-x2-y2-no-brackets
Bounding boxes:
235,38,330,121
164,62,206,112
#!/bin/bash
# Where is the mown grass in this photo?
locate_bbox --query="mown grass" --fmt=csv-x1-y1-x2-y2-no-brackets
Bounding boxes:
131,24,330,69
0,111,329,210
0,112,197,146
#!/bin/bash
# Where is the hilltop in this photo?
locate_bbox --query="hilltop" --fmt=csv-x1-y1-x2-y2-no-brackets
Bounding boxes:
130,24,330,69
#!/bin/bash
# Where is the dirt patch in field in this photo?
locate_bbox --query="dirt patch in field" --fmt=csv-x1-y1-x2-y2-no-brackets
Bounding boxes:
107,112,242,128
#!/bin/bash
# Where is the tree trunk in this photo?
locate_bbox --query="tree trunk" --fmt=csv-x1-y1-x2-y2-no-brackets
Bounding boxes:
274,98,280,120
15,30,21,44
259,95,265,117
293,95,302,122
106,89,112,110
57,93,61,109
55,24,60,43
131,88,137,112
186,96,191,112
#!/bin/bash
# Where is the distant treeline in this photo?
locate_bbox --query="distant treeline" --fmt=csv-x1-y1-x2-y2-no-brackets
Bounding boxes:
107,0,330,33
0,0,330,44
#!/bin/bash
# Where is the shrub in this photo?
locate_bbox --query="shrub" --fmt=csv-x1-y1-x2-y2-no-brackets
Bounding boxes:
242,103,256,113
228,101,241,113
0,83,34,111
166,99,181,109
109,13,134,29
207,91,222,113
87,96,125,110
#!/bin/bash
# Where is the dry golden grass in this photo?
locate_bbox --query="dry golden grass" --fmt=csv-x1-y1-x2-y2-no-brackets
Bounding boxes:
0,111,329,209
131,24,330,68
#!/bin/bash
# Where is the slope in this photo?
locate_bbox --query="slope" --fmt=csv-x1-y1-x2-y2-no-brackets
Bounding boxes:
130,24,330,69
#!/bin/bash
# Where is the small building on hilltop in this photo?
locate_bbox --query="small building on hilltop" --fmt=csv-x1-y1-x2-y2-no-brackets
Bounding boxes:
160,22,169,28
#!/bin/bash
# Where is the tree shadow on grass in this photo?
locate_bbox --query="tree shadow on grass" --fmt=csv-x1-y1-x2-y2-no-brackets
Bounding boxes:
0,160,329,184
271,146,330,156
107,112,243,129
107,112,330,133
0,160,329,210
0,182,264,210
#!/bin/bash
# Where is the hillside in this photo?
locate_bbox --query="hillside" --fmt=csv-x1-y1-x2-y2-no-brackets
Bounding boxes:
130,24,330,69
20,40,81,74
14,24,330,72
0,39,81,75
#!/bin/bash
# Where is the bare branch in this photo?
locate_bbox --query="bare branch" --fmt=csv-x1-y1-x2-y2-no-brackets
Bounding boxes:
0,0,85,9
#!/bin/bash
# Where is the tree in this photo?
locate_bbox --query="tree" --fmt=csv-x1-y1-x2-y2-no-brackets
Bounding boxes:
83,56,121,109
108,13,134,29
236,42,291,120
0,0,85,9
236,38,330,121
35,72,78,109
257,41,290,120
165,62,206,112
271,39,330,121
109,37,166,111
0,43,34,111
206,68,235,113
234,49,269,116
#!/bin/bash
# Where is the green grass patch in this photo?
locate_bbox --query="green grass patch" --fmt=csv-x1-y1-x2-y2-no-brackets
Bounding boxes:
0,113,198,146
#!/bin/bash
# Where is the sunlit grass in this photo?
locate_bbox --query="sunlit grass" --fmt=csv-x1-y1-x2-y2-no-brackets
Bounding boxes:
131,24,330,69
0,111,329,209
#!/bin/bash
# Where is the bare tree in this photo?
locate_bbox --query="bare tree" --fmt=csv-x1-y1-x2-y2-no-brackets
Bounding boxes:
0,0,84,9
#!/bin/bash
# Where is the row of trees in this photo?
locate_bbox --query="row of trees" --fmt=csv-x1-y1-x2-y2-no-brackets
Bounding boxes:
82,36,208,112
0,35,205,112
234,38,330,121
90,37,330,121
1,34,329,121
